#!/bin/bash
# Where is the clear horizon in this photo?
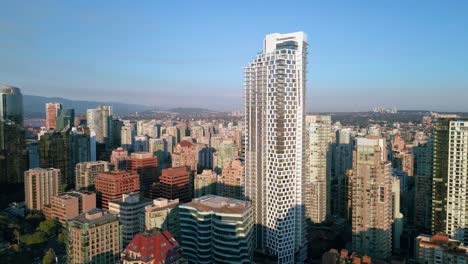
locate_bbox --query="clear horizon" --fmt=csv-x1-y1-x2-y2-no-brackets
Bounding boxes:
1,1,467,112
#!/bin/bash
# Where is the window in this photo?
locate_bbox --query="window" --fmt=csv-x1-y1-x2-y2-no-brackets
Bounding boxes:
379,187,385,202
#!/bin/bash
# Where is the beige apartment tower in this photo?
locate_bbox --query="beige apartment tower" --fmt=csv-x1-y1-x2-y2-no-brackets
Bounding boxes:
305,115,331,224
67,208,121,264
349,137,393,260
24,168,60,210
75,161,109,189
220,159,244,199
144,198,180,238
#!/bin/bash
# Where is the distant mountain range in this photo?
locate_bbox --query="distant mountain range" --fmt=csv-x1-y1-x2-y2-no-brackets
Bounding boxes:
23,95,219,118
167,107,218,114
24,95,153,117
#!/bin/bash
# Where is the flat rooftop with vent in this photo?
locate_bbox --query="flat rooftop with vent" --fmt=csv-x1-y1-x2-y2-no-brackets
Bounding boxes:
181,194,250,215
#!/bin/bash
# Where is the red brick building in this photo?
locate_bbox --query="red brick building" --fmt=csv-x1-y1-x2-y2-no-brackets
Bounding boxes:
126,152,158,197
95,170,140,209
156,167,190,202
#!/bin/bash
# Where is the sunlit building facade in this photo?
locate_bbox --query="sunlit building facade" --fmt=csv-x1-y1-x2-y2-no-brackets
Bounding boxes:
244,32,307,262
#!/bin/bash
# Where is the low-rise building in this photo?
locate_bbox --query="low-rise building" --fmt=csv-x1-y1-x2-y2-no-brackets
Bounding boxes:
43,190,96,225
219,159,244,199
194,169,217,198
415,234,468,264
322,249,372,264
144,198,180,238
121,230,184,264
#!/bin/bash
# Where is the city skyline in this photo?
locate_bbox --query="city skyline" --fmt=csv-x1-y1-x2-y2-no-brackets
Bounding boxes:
2,1,468,112
2,2,468,262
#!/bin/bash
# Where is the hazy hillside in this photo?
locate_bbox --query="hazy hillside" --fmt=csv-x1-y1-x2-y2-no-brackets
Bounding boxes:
168,107,217,114
24,95,153,117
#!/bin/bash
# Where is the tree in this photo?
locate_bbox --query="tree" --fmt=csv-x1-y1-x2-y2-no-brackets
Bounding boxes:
8,223,21,244
20,231,46,246
57,230,67,245
42,248,56,264
12,227,21,245
26,213,44,229
37,220,58,237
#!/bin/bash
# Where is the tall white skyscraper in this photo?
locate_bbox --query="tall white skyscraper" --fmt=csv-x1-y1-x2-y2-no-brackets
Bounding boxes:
244,32,307,263
305,115,331,224
446,119,468,244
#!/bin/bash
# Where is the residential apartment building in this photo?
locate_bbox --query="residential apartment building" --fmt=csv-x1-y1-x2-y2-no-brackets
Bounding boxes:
194,169,218,198
446,118,468,244
244,32,308,262
67,208,121,264
220,159,244,199
43,190,95,225
24,168,60,210
144,198,180,239
305,114,331,223
349,137,393,260
415,234,468,264
75,161,109,189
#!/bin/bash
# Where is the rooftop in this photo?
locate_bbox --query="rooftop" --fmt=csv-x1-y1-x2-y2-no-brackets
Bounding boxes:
417,234,468,255
129,152,154,159
77,160,108,166
97,170,138,180
181,195,251,215
110,192,152,206
69,208,118,226
145,198,179,212
162,167,188,177
26,167,60,173
122,230,181,263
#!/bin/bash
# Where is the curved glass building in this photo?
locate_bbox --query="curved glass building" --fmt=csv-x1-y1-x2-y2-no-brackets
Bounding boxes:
179,195,253,263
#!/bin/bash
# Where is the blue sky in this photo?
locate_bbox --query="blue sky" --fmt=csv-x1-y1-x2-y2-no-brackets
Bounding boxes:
1,1,467,112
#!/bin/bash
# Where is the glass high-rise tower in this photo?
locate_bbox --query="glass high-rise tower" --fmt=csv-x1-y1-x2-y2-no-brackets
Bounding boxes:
244,32,307,263
0,85,26,185
0,85,23,124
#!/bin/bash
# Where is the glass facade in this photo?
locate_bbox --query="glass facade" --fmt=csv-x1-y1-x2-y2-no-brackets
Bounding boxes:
0,86,26,185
